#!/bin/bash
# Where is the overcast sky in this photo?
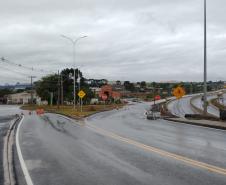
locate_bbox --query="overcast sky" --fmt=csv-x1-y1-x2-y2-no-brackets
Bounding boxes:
0,0,226,84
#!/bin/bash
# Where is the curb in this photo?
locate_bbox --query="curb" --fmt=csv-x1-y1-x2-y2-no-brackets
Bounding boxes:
190,94,219,119
164,117,226,130
45,105,125,120
3,115,21,185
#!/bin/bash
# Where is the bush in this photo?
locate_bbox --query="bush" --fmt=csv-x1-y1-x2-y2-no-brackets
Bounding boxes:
115,99,122,104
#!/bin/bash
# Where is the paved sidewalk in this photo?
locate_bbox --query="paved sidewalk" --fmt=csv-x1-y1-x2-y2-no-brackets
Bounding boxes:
165,117,226,130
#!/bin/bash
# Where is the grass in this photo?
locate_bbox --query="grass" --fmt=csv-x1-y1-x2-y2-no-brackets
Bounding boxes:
210,98,226,110
21,104,125,119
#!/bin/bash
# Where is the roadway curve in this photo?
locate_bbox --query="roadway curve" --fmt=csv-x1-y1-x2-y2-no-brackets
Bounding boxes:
0,105,21,184
167,96,196,117
15,102,226,185
191,95,220,117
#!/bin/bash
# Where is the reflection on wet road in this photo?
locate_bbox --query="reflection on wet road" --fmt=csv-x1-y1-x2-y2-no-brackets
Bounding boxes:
17,102,226,185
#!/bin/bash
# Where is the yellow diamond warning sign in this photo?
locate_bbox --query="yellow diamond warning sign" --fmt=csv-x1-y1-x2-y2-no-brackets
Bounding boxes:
78,90,86,99
173,86,185,99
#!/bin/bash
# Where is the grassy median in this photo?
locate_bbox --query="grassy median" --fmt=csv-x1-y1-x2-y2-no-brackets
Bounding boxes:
21,104,125,119
210,98,226,110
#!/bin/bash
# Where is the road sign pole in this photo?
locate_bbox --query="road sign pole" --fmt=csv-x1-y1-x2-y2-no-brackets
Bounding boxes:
78,90,86,112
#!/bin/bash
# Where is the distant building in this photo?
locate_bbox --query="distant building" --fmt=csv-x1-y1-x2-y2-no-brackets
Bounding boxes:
84,79,108,87
90,87,101,96
6,91,41,104
99,85,121,100
0,83,31,90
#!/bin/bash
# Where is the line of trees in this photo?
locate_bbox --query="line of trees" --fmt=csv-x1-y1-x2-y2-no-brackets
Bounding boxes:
35,68,95,105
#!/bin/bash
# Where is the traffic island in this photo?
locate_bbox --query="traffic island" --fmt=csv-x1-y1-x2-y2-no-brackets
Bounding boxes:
20,104,125,119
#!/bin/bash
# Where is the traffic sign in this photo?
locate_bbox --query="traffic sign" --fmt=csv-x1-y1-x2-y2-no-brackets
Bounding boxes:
173,86,185,99
154,95,161,101
78,90,86,99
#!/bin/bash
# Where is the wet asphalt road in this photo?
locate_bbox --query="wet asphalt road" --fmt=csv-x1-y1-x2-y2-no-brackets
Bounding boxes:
223,94,226,106
167,96,196,117
17,102,226,185
0,117,13,185
0,105,20,184
191,95,220,117
0,105,20,117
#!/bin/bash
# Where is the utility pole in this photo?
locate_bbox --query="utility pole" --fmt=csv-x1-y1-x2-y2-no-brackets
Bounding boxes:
190,83,193,94
61,73,64,105
73,44,76,108
153,83,156,105
50,92,53,106
57,70,60,109
29,76,36,104
203,0,208,115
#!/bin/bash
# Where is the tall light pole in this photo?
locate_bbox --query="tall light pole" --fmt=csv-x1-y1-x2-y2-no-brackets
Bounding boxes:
61,35,87,109
203,0,208,115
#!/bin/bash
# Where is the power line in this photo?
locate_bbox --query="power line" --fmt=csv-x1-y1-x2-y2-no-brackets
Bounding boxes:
0,65,35,77
0,57,55,74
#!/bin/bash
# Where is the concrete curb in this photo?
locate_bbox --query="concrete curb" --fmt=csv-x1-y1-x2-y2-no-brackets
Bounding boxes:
164,117,226,130
45,105,125,120
190,95,219,119
3,116,21,185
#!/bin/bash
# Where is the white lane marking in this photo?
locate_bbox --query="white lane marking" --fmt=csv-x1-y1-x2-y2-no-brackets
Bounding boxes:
16,116,34,185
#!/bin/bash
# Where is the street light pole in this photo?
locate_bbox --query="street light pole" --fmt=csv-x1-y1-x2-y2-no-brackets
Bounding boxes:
73,42,76,109
61,35,87,109
78,66,81,106
203,0,208,115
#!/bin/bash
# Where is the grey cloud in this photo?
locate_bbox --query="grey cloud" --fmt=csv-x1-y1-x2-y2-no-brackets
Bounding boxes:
0,0,226,84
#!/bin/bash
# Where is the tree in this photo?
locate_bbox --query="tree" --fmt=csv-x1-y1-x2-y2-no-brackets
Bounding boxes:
35,68,95,105
124,81,135,92
140,81,146,88
116,80,121,85
0,88,13,97
61,68,94,103
35,74,59,104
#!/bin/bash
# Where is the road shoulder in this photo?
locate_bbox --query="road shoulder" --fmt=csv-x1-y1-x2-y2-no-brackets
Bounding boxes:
164,117,226,130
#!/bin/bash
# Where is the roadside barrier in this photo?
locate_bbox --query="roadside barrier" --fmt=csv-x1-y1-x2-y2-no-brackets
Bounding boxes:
36,109,44,115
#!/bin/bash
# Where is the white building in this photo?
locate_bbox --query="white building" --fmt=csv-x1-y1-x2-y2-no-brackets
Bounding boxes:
7,91,41,104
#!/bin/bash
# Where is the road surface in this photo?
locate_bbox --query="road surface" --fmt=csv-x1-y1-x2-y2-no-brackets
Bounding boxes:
16,102,226,185
167,96,196,117
0,105,20,184
191,95,220,117
223,94,226,106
